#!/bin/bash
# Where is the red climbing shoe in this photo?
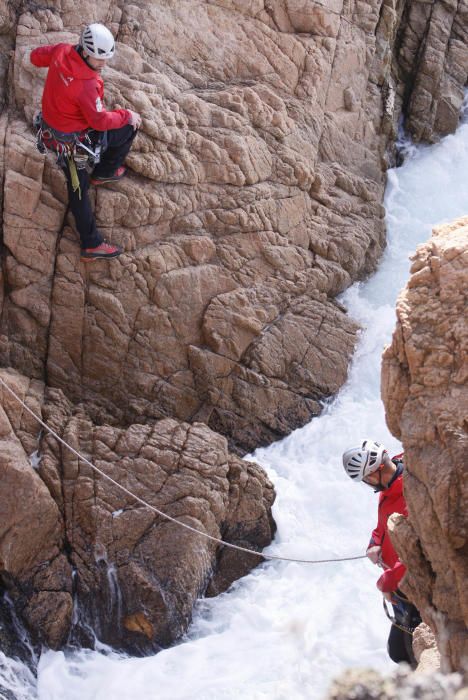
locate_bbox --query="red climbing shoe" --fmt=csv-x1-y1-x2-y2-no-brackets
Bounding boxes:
81,241,123,261
90,166,126,185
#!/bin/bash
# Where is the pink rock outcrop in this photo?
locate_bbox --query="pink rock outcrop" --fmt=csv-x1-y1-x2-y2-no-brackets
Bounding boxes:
381,216,468,672
397,0,468,141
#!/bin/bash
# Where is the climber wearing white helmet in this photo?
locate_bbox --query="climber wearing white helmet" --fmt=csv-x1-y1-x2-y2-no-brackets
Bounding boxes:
342,438,388,487
80,23,116,62
30,23,142,261
343,439,421,667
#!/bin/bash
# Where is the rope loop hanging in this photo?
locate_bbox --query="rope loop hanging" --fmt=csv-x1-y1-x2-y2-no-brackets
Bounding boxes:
0,376,367,566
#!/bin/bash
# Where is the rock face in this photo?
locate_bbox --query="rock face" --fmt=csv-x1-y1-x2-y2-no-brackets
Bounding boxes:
396,0,468,142
0,1,465,453
0,0,466,660
381,217,468,672
0,371,73,649
0,368,274,652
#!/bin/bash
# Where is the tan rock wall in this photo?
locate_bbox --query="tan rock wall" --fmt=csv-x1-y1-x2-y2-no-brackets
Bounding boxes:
381,217,468,672
4,0,466,452
3,2,385,451
0,3,466,451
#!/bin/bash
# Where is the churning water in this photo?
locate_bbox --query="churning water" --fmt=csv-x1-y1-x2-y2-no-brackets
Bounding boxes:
2,106,467,700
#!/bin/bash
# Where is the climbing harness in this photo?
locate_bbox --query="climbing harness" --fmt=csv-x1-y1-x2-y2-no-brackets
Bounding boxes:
382,596,418,636
34,112,106,199
0,376,367,567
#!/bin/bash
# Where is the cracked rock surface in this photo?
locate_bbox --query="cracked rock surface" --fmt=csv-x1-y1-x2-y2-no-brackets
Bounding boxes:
0,0,466,656
0,368,274,652
1,0,465,452
381,216,468,673
3,1,372,451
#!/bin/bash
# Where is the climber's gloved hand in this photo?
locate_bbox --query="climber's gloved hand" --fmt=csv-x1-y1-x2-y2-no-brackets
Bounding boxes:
366,545,382,566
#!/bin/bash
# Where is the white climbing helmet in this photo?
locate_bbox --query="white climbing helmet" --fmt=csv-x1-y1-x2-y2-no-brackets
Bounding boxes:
80,23,115,60
342,439,386,481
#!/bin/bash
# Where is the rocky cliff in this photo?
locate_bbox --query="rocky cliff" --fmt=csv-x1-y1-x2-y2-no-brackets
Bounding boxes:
381,217,468,673
0,0,467,658
1,0,466,452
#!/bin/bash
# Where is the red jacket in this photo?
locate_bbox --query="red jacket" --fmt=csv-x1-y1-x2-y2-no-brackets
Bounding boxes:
367,457,407,592
30,43,130,133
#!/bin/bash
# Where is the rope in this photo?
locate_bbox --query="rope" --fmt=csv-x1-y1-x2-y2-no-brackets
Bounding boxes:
0,375,367,566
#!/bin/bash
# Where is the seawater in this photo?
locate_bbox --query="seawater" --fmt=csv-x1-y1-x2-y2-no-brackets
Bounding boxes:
2,107,468,700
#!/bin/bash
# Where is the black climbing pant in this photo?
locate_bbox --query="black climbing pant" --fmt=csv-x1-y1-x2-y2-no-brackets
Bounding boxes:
64,162,102,249
91,124,136,180
63,124,136,249
388,623,415,666
387,599,421,668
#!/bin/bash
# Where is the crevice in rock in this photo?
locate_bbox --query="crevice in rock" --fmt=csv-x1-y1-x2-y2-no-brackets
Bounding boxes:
43,203,70,387
393,0,435,132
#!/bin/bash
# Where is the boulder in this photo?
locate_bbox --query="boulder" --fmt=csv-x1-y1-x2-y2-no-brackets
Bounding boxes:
0,368,274,653
413,623,441,674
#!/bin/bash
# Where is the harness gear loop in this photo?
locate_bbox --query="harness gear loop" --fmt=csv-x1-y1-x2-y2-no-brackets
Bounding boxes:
33,113,108,201
34,112,46,154
33,112,104,170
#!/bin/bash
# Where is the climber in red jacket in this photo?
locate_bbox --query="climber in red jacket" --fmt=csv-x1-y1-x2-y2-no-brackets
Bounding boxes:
30,23,141,260
343,439,421,667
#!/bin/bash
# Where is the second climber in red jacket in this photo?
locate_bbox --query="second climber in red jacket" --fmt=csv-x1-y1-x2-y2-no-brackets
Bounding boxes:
342,439,421,667
30,23,141,261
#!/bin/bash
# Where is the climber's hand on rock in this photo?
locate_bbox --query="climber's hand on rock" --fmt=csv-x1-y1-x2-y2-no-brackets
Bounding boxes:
128,110,142,130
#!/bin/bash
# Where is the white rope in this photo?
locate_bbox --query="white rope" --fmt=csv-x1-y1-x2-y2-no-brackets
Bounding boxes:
0,376,366,565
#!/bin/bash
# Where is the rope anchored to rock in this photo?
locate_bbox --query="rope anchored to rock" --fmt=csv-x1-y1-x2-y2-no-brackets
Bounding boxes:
0,376,367,566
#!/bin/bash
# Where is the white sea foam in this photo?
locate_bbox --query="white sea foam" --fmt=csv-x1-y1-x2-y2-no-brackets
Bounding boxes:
28,451,41,470
0,653,37,700
2,109,467,700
